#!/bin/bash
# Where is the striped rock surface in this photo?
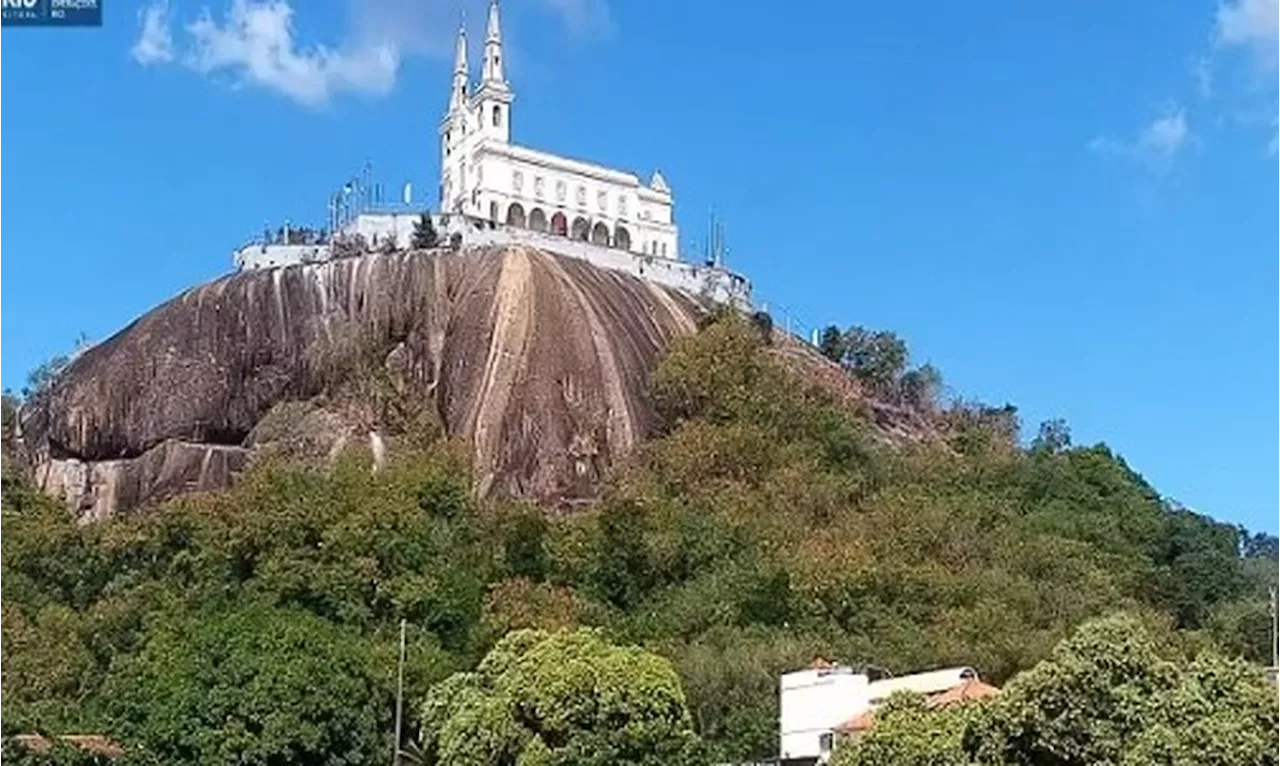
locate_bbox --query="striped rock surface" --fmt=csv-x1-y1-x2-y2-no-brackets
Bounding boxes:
18,246,706,520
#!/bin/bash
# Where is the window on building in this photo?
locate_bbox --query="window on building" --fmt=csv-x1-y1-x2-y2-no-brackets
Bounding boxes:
493,105,501,127
819,733,834,753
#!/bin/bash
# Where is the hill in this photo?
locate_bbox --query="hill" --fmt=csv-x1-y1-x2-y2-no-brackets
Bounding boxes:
14,246,933,520
14,246,705,519
2,307,1273,763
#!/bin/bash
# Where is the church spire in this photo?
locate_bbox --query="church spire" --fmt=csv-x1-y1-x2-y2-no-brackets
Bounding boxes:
449,23,469,112
482,0,505,85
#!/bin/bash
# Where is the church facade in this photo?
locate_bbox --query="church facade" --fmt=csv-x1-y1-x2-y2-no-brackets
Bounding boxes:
440,1,679,259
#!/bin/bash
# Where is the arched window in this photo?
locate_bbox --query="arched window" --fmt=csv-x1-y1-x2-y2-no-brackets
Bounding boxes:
661,242,667,257
529,208,548,233
590,222,610,246
489,201,499,223
506,203,526,228
551,212,568,236
613,225,631,251
571,216,590,241
492,105,502,127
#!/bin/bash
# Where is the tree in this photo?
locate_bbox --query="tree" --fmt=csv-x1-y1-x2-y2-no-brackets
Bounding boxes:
832,614,1278,766
830,692,978,766
20,334,90,400
968,613,1278,766
419,628,705,766
100,604,391,766
898,363,942,411
1030,418,1071,453
412,214,439,249
839,326,908,393
818,325,845,364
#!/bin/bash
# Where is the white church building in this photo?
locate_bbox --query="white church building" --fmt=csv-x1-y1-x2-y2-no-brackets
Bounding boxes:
233,0,749,307
439,1,679,260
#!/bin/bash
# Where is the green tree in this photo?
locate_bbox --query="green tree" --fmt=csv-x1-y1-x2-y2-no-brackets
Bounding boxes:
100,603,391,766
818,325,845,363
830,692,979,766
419,628,705,766
20,334,90,399
412,213,439,249
969,613,1278,766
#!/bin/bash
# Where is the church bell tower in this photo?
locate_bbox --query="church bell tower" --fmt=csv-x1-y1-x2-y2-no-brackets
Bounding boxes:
474,0,512,144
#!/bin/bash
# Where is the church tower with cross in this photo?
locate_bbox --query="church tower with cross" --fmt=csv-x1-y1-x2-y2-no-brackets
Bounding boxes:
439,0,680,259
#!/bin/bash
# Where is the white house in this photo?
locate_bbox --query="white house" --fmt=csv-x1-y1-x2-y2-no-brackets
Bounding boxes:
439,0,679,259
778,662,982,765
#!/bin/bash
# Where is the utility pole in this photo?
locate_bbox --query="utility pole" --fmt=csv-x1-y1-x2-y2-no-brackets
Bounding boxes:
393,618,406,766
1270,585,1277,673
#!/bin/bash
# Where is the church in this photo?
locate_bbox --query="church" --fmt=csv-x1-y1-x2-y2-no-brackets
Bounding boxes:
440,0,680,260
232,0,757,308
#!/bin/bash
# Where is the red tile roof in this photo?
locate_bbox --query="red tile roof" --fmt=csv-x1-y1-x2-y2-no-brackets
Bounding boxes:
834,677,1000,734
926,678,1001,708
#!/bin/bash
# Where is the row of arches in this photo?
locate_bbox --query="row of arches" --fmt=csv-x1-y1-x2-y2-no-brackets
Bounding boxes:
494,202,632,251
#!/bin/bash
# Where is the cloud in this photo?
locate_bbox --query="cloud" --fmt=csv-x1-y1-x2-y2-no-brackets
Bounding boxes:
132,0,616,107
1089,105,1191,170
132,1,174,64
1215,0,1279,70
182,0,398,106
540,0,613,38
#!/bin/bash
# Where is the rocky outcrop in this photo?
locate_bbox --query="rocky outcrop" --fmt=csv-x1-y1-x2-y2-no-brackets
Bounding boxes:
19,246,705,519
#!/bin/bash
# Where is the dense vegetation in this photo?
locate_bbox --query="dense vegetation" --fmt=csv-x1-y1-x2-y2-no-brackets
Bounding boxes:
2,312,1275,763
833,614,1277,766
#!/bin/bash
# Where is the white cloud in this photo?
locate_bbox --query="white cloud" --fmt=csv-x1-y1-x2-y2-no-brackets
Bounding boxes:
1089,105,1191,170
1193,55,1214,98
1138,110,1190,156
132,0,616,107
132,1,175,65
183,0,398,107
1215,0,1279,70
539,0,613,38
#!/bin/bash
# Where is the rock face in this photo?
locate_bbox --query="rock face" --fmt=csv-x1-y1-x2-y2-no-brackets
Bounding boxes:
19,246,706,519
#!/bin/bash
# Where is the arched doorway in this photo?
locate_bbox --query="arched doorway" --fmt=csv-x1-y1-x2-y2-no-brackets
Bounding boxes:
529,208,548,233
571,216,590,241
506,203,526,228
590,222,610,246
550,212,568,236
613,225,631,251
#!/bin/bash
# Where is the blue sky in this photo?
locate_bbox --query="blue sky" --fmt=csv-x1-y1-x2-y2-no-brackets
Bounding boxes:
2,0,1277,533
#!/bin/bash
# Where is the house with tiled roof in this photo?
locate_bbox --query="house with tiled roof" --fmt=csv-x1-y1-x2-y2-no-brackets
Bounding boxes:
778,662,999,765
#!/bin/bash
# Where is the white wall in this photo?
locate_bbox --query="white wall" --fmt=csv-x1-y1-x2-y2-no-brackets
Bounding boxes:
462,141,679,260
780,668,869,762
233,243,328,270
440,215,750,309
233,213,752,310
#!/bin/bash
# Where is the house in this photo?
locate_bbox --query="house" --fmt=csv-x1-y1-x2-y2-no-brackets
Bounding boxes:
778,660,999,765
